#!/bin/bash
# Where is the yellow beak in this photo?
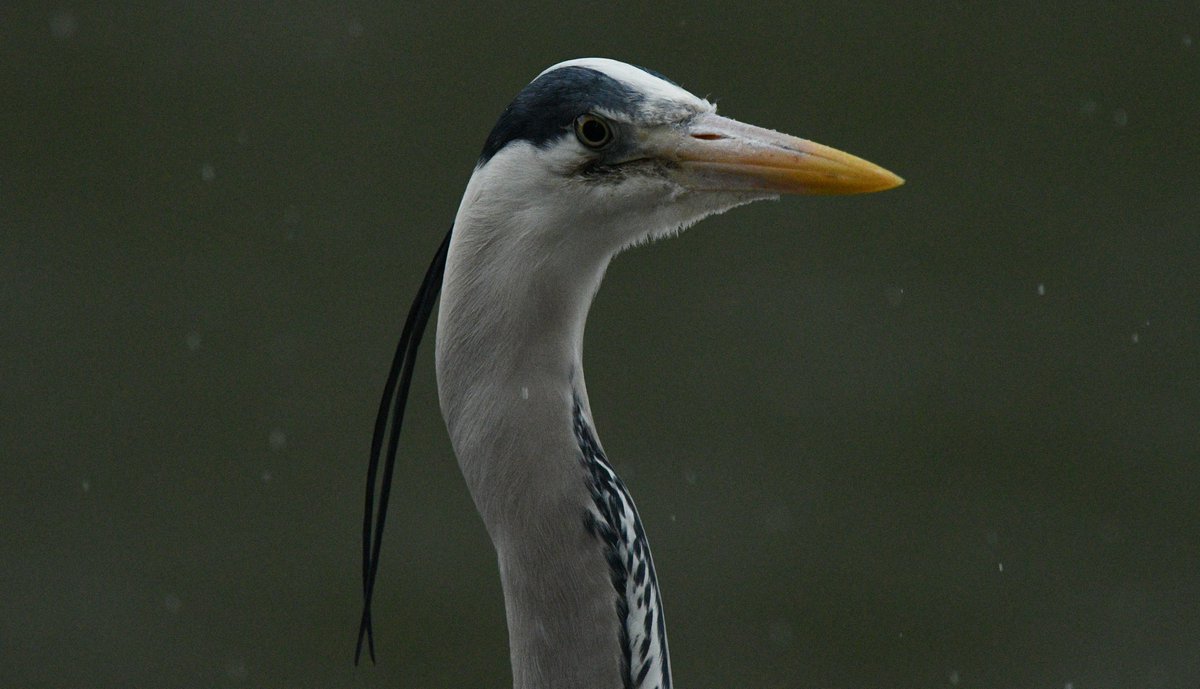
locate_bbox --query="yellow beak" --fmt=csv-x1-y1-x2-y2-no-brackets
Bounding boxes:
659,113,903,195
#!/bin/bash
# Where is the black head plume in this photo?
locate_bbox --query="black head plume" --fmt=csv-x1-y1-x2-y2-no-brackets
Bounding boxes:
356,229,451,664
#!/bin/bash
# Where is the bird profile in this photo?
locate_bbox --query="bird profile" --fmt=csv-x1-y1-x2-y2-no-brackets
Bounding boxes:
357,57,902,689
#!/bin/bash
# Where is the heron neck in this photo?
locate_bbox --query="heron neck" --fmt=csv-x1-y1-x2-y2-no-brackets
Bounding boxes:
435,228,670,689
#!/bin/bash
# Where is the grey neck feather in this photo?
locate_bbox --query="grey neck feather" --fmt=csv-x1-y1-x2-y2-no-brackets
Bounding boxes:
436,216,671,689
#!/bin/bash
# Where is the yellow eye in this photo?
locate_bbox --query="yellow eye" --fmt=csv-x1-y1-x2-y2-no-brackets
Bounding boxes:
574,114,613,149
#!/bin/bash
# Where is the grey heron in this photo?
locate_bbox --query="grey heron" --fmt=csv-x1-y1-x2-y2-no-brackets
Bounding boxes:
357,57,902,688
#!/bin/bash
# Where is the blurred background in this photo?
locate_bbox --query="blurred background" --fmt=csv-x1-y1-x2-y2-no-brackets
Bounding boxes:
3,2,1199,688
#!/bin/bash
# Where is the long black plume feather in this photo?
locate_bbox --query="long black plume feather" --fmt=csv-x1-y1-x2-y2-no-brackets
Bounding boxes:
356,229,451,664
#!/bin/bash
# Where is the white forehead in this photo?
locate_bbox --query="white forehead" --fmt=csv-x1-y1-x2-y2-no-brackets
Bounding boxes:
538,57,712,110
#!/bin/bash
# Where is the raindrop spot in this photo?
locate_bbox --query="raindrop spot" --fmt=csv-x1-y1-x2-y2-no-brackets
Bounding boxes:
225,659,248,681
50,10,78,40
767,620,794,648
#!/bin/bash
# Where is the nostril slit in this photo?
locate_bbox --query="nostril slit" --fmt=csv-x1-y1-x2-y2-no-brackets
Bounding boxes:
691,133,725,141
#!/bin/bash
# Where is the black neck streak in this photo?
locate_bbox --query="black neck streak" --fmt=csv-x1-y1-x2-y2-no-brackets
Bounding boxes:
572,396,671,689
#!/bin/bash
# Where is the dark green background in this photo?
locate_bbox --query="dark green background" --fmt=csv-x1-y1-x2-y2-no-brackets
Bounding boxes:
4,2,1199,688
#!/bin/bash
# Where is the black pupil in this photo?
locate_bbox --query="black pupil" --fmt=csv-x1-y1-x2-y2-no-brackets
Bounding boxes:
581,118,607,144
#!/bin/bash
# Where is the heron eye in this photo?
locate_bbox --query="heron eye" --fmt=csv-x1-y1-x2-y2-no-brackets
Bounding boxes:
574,114,613,149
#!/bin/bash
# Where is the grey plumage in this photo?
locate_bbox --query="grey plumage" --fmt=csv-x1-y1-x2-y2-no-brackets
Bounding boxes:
358,58,902,689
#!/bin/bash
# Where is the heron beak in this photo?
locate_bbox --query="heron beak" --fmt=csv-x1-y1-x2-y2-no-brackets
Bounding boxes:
662,112,903,195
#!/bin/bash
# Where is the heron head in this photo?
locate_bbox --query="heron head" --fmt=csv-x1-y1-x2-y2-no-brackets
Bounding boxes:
454,57,902,259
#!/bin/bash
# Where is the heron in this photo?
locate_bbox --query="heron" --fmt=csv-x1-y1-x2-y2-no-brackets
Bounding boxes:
357,57,902,689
